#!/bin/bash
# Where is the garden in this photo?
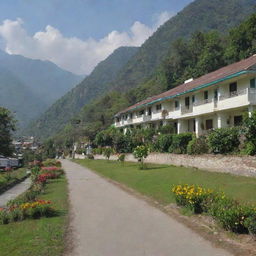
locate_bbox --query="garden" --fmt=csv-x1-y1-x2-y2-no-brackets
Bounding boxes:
0,159,68,256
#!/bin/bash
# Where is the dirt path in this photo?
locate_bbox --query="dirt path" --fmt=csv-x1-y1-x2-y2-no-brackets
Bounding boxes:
62,159,232,256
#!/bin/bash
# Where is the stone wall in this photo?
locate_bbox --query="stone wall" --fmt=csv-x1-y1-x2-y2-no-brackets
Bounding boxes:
91,153,256,177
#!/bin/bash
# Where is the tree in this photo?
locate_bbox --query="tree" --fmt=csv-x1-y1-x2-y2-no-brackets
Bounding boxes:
0,107,16,156
133,145,149,169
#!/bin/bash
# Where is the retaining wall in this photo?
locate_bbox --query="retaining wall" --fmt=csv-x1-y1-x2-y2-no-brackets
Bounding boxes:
75,153,256,177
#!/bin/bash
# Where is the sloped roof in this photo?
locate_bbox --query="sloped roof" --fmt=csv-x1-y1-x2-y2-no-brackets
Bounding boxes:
116,55,256,116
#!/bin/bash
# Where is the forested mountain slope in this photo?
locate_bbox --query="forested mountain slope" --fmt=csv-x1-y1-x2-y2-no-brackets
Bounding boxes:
25,47,138,138
110,0,256,91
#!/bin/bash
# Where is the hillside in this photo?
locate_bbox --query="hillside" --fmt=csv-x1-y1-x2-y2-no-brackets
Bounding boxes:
25,46,139,138
26,0,256,140
0,50,82,129
0,67,47,129
0,50,82,105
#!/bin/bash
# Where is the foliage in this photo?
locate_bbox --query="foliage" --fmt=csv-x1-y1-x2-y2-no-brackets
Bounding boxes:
42,159,61,167
117,154,126,163
0,107,16,156
103,147,113,160
154,134,173,153
172,184,214,214
244,212,256,235
187,135,209,155
172,184,256,234
168,133,193,154
133,145,149,169
207,127,240,154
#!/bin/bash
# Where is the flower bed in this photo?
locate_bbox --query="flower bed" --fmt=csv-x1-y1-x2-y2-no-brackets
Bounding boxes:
0,161,64,225
172,184,256,235
0,200,55,224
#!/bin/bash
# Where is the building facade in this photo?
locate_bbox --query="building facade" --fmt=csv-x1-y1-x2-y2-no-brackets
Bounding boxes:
114,55,256,136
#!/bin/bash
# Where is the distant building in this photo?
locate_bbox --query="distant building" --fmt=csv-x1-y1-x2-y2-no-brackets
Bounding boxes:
114,55,256,136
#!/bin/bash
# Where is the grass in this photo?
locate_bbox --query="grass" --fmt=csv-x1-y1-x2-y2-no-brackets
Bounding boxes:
74,159,256,206
0,176,68,256
0,168,28,192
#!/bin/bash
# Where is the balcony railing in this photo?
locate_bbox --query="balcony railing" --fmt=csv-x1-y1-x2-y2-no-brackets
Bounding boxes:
181,105,193,114
219,89,247,101
193,98,213,107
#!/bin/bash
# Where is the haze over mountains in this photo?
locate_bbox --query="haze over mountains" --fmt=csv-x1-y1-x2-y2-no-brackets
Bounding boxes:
0,50,82,129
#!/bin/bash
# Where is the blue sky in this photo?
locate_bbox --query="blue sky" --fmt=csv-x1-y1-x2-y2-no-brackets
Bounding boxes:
0,0,193,74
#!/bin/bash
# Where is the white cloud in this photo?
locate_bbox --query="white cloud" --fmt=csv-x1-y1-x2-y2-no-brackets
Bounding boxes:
0,12,174,75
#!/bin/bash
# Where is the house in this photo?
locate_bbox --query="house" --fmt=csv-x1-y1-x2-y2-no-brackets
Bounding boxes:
114,55,256,136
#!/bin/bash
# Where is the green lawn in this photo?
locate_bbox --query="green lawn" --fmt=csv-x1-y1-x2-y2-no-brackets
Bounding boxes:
75,159,256,206
0,176,68,256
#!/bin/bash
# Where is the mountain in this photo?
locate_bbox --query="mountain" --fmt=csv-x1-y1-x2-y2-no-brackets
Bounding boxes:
0,50,82,105
0,50,82,129
24,46,139,138
0,67,47,129
27,0,256,140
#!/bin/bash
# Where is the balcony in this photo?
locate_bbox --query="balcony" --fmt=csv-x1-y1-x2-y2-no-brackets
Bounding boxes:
181,105,193,115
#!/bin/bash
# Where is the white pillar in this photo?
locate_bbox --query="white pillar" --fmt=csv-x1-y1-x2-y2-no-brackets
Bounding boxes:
195,117,202,137
177,119,186,134
217,113,228,128
248,105,255,117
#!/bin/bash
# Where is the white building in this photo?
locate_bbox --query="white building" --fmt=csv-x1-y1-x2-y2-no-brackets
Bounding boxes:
114,55,256,136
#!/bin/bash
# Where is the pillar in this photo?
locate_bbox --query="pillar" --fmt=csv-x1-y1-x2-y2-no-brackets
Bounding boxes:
217,113,228,128
195,117,202,137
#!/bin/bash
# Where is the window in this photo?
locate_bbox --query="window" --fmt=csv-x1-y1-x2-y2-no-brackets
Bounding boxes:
185,97,190,108
116,117,120,122
156,104,162,111
214,89,218,101
174,101,179,109
130,113,133,119
192,95,195,103
148,107,152,116
204,91,208,101
229,82,237,96
205,119,213,130
139,110,144,116
234,116,243,126
250,78,256,89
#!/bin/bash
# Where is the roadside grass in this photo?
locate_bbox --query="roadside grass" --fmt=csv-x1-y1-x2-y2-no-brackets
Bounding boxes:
74,159,256,206
0,176,68,256
0,168,28,192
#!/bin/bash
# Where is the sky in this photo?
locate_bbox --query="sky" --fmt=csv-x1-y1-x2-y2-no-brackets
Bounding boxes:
0,0,193,75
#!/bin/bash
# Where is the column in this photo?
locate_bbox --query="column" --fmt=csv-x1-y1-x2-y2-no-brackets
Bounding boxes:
217,113,228,128
177,119,186,134
248,105,255,117
195,117,202,137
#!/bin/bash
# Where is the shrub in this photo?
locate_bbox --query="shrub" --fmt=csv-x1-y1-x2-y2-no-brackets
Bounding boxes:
244,212,256,236
242,141,256,156
103,148,113,160
168,133,193,154
154,134,173,153
172,184,213,213
117,154,125,163
87,154,94,160
42,159,61,167
187,135,209,155
207,127,240,154
92,148,103,155
133,145,149,169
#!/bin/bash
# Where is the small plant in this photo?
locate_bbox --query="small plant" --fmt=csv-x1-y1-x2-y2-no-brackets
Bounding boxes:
103,148,113,160
133,145,149,169
118,154,126,163
244,212,256,236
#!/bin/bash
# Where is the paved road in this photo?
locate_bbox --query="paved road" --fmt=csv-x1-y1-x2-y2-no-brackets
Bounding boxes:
0,177,30,207
62,160,232,256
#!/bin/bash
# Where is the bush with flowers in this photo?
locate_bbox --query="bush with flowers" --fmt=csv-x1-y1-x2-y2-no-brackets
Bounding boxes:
172,184,256,235
42,159,61,167
0,199,56,224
